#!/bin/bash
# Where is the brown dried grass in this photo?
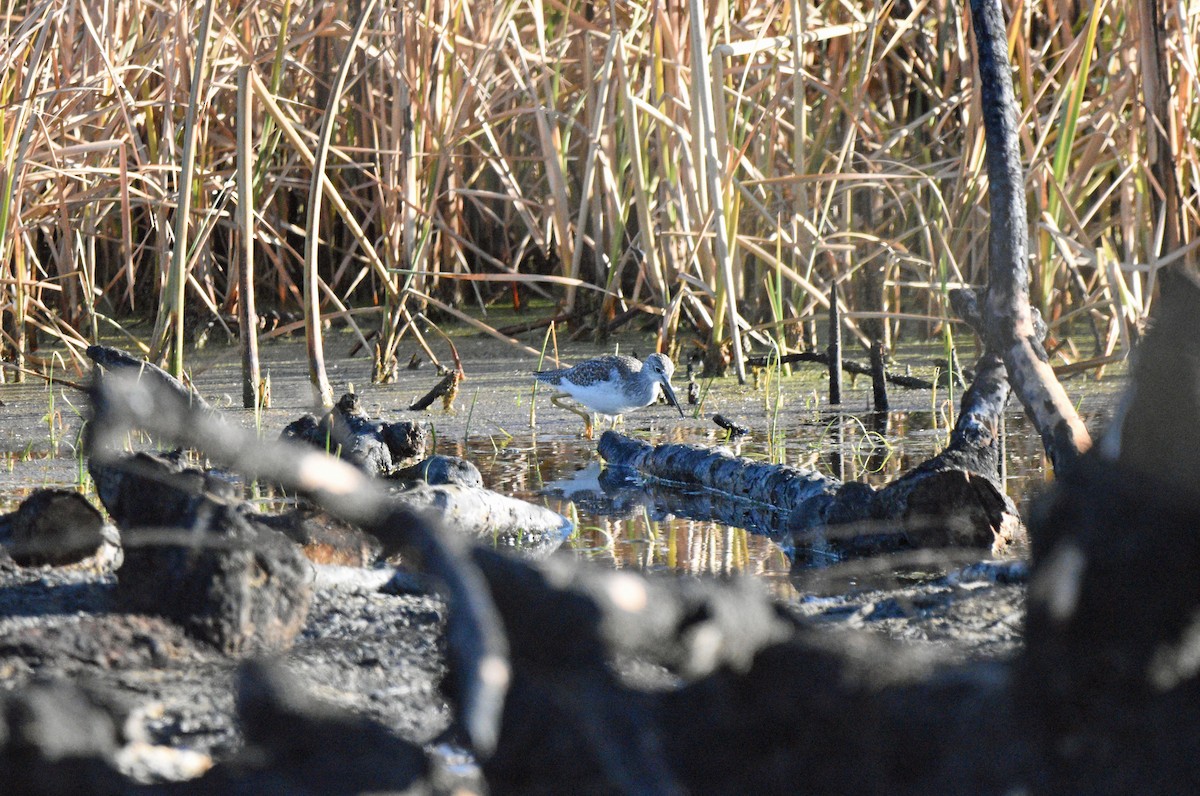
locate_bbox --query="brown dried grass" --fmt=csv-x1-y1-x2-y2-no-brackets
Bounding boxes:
0,0,1195,380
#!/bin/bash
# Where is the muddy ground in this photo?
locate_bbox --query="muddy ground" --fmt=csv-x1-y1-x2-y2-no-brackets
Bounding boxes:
0,330,1118,787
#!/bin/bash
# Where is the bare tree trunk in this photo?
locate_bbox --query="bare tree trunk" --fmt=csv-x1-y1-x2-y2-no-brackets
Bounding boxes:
969,0,1091,471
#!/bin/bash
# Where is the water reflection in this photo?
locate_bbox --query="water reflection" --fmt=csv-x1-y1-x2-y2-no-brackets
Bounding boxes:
447,409,1063,600
0,399,1060,602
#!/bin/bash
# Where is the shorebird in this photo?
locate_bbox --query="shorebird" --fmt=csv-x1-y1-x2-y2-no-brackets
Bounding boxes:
533,353,684,439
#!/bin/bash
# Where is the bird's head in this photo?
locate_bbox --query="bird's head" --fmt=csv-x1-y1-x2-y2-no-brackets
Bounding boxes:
645,353,683,416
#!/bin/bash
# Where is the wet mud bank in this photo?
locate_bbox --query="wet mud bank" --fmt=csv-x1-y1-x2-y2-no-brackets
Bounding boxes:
0,546,1027,793
0,346,1049,794
0,295,1161,795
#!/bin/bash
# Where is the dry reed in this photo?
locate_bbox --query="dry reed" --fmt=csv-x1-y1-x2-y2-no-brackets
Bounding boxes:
0,0,1195,382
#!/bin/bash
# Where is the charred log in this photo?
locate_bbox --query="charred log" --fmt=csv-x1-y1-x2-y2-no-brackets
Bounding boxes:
387,482,571,557
93,454,314,655
0,680,128,796
393,454,484,488
869,339,889,412
183,660,431,795
257,504,382,567
409,370,462,411
598,348,1021,564
1,489,111,567
87,370,510,754
829,281,844,404
281,393,428,477
1020,273,1200,791
86,345,209,412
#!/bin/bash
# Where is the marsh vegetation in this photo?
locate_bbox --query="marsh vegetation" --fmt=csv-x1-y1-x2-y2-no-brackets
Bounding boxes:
1,0,1194,394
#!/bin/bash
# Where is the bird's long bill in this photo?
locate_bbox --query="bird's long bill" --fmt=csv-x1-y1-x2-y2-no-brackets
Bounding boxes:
659,378,684,416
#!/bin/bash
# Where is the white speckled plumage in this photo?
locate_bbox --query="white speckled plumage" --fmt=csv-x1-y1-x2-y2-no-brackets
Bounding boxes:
534,353,683,418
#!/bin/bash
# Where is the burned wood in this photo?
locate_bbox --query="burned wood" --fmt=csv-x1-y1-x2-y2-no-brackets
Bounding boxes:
744,350,935,390
85,344,209,412
91,452,314,654
829,281,844,404
0,680,129,795
600,428,1018,563
0,361,89,392
949,287,983,333
602,304,658,334
712,413,749,438
114,517,314,656
869,340,889,412
599,431,842,510
282,393,427,477
1019,279,1200,790
381,420,428,465
346,326,379,358
470,542,1019,794
590,468,791,539
1103,269,1200,496
600,335,1021,562
409,370,461,411
393,454,484,488
950,287,1048,346
1,489,110,567
191,660,431,794
257,504,382,567
85,370,509,755
388,482,571,558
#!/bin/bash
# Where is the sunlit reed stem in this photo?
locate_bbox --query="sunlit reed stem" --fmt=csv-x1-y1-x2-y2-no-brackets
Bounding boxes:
236,65,261,410
302,0,380,408
161,0,218,378
688,0,746,383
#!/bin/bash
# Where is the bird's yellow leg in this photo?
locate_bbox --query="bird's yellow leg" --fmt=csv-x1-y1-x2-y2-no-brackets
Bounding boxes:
551,393,594,439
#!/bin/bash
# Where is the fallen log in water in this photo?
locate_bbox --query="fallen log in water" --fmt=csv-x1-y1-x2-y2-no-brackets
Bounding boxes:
597,430,843,511
598,290,1023,562
599,367,1020,562
578,465,792,539
601,430,1018,562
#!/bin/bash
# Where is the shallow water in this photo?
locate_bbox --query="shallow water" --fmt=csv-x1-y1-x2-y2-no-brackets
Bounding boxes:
0,333,1124,601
